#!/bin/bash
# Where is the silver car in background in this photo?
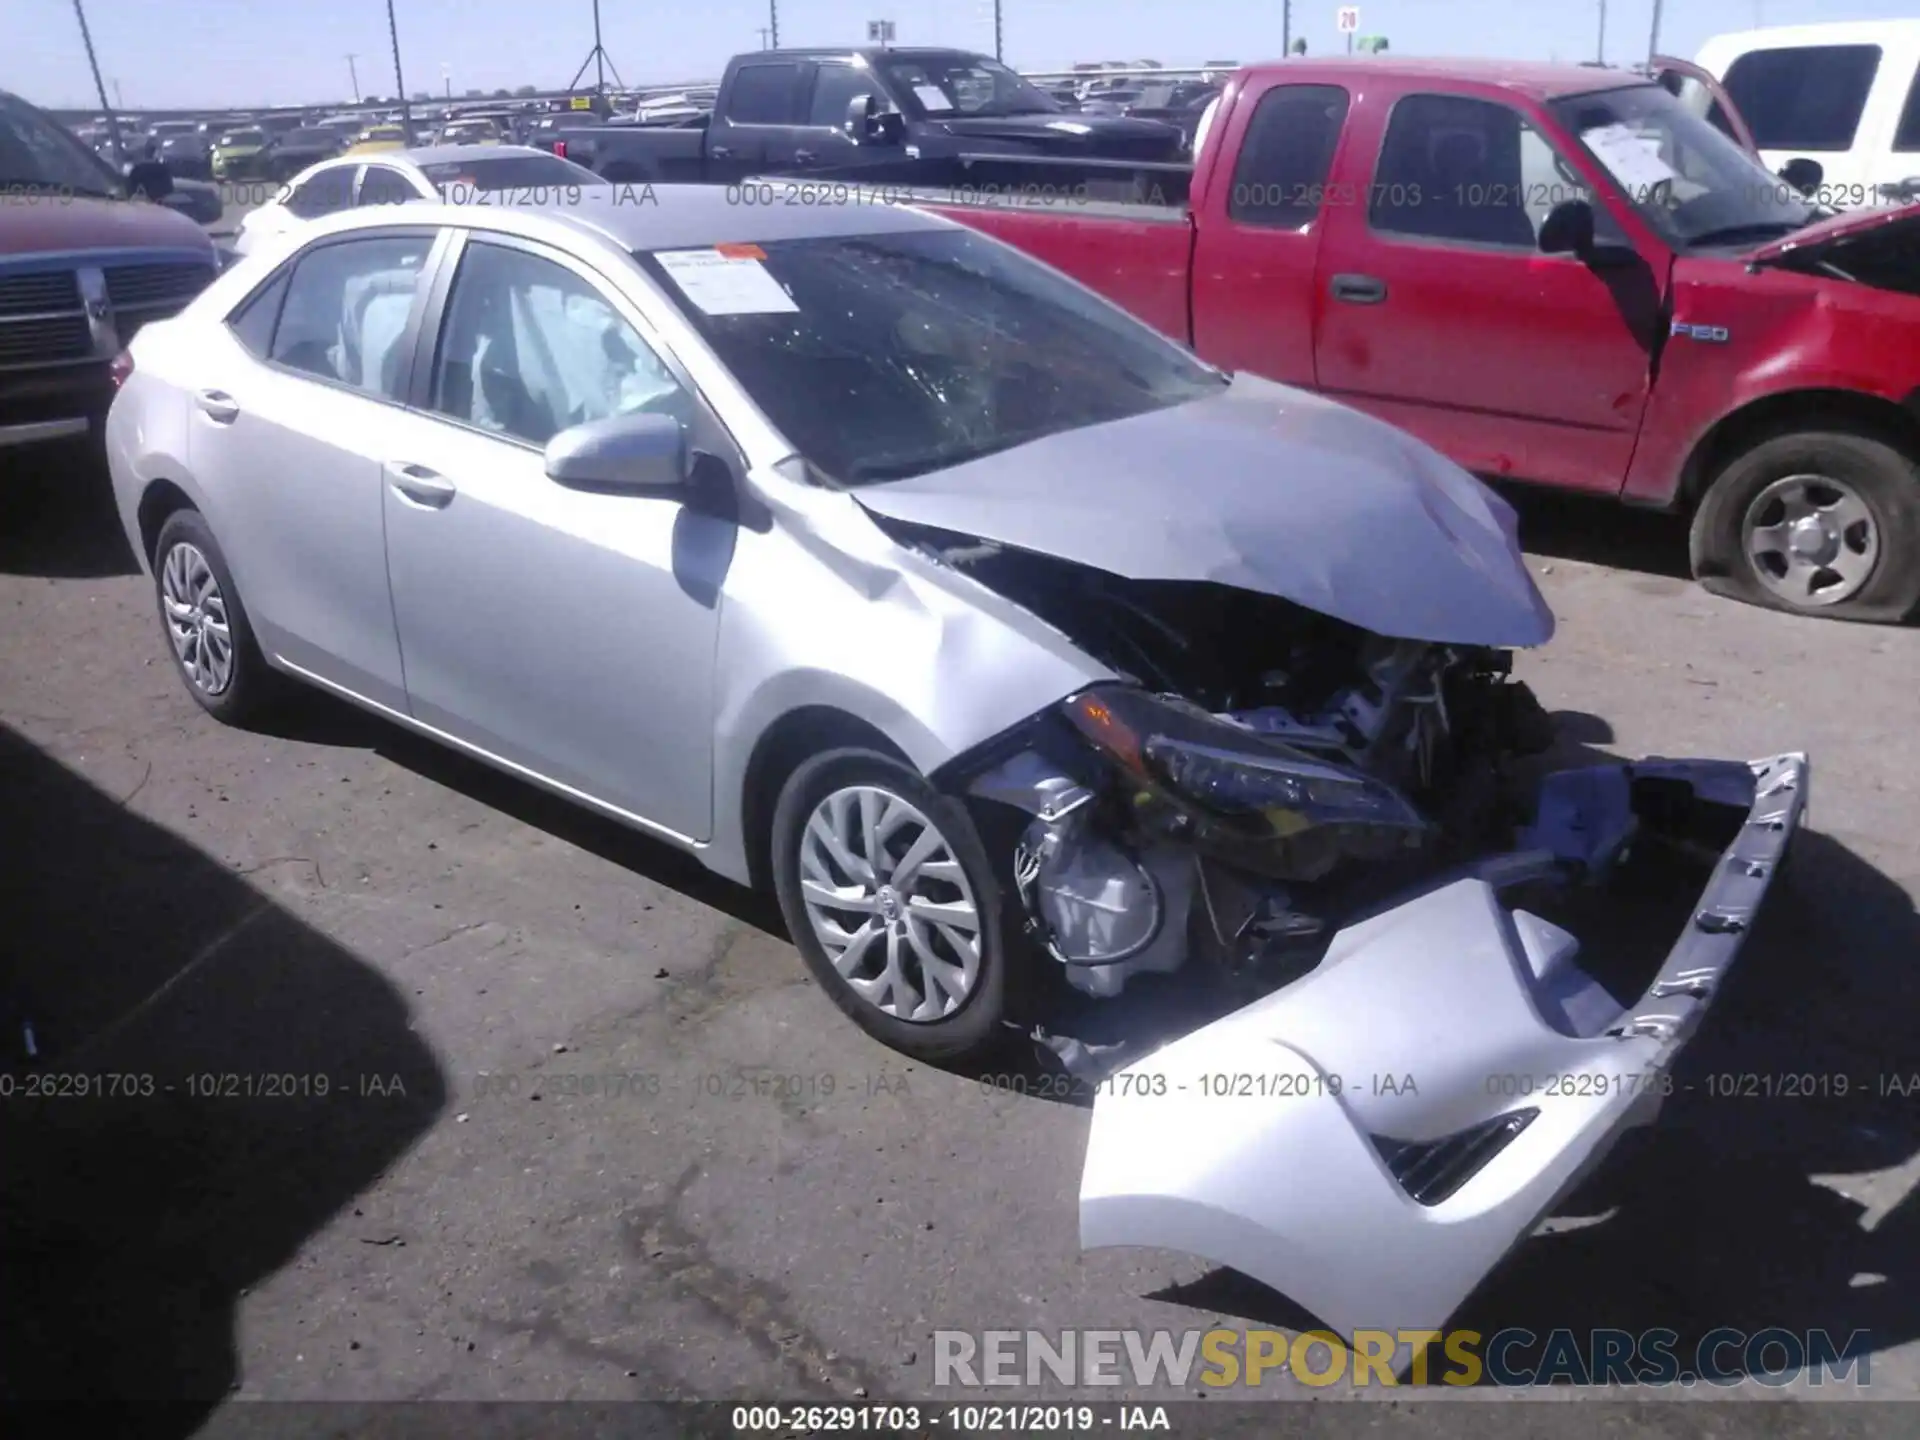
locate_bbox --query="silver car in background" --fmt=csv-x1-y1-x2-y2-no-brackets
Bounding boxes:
104,188,1805,1346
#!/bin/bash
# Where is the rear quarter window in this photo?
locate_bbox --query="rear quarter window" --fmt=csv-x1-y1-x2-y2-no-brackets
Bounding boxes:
1722,44,1881,151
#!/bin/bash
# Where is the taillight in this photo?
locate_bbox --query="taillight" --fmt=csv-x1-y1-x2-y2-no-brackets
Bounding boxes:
109,349,134,388
552,139,567,158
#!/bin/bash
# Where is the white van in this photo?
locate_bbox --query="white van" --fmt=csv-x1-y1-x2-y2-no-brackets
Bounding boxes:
1692,20,1920,207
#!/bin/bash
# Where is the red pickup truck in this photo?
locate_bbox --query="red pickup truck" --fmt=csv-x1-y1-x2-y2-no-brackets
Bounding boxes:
920,57,1920,622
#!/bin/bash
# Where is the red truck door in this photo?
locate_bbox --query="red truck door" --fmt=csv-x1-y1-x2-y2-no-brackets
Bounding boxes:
1186,78,1352,388
1310,86,1672,494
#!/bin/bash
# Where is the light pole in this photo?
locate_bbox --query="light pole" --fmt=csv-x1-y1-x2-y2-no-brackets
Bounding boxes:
992,0,1002,60
1282,0,1291,58
69,0,124,164
1596,0,1606,64
346,52,361,101
385,0,411,132
1647,0,1664,63
768,0,779,48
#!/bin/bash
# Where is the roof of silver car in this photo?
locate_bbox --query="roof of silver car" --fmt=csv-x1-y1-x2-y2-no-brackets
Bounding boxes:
389,143,551,166
447,181,955,250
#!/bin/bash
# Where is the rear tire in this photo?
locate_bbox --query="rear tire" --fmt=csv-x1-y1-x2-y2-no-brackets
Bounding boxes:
770,747,1016,1064
152,509,284,725
1689,426,1920,622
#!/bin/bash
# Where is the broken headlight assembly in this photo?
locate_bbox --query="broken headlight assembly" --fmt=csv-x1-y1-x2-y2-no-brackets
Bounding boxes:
1058,685,1432,880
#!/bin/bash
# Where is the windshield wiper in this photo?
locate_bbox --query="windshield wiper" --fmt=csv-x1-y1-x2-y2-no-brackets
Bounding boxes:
1686,220,1805,249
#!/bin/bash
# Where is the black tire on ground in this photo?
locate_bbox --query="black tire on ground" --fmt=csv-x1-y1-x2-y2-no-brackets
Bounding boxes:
770,746,1017,1064
151,508,285,725
1689,426,1920,623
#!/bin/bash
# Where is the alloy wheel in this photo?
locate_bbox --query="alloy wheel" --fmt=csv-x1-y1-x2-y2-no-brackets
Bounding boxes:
797,785,983,1023
161,541,235,695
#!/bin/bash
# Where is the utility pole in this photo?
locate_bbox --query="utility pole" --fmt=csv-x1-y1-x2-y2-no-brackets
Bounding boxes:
1282,0,1291,58
1647,0,1664,63
769,0,779,49
385,0,411,133
346,52,362,102
756,27,771,49
1595,0,1605,64
69,0,124,164
993,0,1003,60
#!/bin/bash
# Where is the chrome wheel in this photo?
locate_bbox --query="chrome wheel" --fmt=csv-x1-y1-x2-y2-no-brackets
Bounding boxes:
160,541,235,695
797,785,983,1023
1742,473,1880,607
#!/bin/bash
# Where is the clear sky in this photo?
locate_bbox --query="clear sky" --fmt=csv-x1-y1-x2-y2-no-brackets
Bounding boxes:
11,0,1917,110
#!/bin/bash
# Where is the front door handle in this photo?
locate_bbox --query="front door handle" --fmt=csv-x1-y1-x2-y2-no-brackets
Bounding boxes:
1330,273,1389,304
195,389,240,423
793,149,818,166
384,461,457,509
709,145,735,160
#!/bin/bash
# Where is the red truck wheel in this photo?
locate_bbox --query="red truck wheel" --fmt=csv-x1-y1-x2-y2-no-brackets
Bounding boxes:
1689,427,1920,623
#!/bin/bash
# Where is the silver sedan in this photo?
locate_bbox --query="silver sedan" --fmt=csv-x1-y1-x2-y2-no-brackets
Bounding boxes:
106,187,1805,1343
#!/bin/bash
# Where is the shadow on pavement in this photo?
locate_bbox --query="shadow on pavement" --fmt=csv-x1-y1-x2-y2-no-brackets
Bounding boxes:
1500,484,1693,584
0,439,141,580
1152,820,1920,1384
0,723,448,1429
252,688,788,941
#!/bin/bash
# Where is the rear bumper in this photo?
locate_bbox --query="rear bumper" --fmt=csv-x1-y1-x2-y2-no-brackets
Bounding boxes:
0,364,113,452
1079,753,1807,1345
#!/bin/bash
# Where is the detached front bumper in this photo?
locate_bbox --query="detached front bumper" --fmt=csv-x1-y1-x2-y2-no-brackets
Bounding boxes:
1079,753,1807,1344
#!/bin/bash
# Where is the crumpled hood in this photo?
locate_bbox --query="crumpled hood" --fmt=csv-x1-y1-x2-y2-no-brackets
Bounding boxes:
852,373,1555,648
1747,202,1920,265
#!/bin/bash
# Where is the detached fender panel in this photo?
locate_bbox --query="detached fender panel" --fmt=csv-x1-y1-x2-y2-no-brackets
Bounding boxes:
1081,754,1807,1342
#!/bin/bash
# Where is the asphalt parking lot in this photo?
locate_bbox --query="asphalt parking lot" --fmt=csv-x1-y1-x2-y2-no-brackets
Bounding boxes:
1,448,1917,1435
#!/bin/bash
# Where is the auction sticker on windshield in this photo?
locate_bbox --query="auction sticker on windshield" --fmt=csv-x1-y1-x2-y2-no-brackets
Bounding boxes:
1582,123,1675,193
653,247,799,315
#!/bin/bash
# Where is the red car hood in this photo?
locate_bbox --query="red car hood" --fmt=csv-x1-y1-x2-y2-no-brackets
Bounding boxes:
1748,204,1920,265
0,196,213,260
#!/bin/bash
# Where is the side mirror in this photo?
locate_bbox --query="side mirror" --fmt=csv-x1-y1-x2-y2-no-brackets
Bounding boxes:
1778,157,1823,197
125,159,174,201
544,411,687,494
843,93,902,144
1537,197,1595,256
1539,197,1638,268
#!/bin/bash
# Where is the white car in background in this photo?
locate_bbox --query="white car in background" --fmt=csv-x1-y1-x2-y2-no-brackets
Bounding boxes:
1691,19,1920,206
230,144,604,258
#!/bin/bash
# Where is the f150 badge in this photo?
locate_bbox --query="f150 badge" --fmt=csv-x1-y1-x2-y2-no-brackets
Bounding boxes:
1671,320,1730,342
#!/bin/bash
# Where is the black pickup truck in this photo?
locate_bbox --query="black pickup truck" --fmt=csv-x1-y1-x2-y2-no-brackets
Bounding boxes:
543,46,1186,199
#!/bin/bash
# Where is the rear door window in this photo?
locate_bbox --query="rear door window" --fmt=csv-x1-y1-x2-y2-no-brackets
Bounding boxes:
267,234,429,399
286,166,355,218
1721,44,1882,151
1225,84,1350,228
725,64,805,125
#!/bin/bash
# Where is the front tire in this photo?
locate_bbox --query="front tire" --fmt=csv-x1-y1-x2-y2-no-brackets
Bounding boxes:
770,747,1013,1064
1689,427,1920,622
152,509,282,725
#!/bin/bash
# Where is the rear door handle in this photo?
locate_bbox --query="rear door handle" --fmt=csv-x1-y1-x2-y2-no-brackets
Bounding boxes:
384,461,457,509
1330,273,1388,304
195,389,239,423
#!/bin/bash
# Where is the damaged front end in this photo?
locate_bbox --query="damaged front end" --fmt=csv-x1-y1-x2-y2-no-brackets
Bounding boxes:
923,540,1807,1343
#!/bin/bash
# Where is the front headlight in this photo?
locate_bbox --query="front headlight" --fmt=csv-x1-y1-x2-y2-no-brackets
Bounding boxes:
1061,685,1426,833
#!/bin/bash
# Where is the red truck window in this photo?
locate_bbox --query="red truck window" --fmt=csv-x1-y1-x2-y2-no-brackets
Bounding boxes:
1225,84,1350,228
1368,94,1564,250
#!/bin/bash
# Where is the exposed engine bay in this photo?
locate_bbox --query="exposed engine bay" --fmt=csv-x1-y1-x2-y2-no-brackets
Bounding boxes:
894,522,1578,1005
